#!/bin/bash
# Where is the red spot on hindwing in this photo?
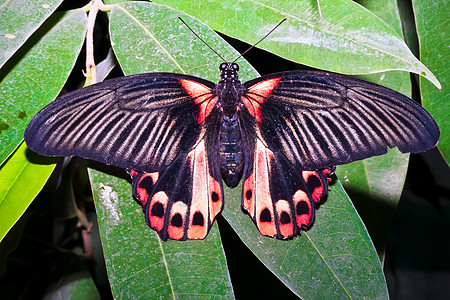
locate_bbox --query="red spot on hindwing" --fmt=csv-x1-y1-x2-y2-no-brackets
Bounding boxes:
302,171,325,204
208,174,222,220
148,191,169,232
292,189,313,228
179,79,217,124
135,172,159,206
168,201,188,240
243,78,281,123
275,200,294,238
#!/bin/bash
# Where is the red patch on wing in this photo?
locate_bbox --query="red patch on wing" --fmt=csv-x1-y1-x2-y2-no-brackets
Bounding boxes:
209,174,223,220
275,200,294,238
129,170,139,177
254,139,277,237
148,191,169,232
179,79,216,124
168,201,188,240
188,141,208,239
187,139,224,240
135,172,159,206
292,189,313,227
243,78,281,123
302,171,325,204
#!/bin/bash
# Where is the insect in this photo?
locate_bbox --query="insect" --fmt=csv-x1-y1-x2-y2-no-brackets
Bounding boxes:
24,19,440,241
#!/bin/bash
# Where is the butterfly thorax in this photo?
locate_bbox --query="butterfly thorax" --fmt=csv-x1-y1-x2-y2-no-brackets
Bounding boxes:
215,62,244,117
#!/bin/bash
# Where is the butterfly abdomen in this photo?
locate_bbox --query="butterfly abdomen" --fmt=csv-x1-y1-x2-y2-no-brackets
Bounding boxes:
219,113,244,188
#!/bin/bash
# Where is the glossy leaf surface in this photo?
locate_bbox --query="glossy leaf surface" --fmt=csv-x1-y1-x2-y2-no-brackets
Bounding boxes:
0,142,57,242
0,0,63,68
157,0,440,87
412,0,448,164
0,9,87,165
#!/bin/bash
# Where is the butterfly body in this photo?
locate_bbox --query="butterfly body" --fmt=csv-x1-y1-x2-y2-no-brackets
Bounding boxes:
214,62,248,187
25,62,439,241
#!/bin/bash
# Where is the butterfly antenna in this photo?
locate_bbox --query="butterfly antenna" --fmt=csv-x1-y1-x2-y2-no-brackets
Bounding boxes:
178,17,227,63
232,18,287,64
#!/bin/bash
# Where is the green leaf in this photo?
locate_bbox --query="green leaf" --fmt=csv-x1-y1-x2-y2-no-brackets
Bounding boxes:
0,9,87,165
222,181,388,299
0,142,57,243
157,0,440,88
89,169,234,299
336,149,409,261
412,0,449,164
337,0,412,262
109,2,255,80
0,0,64,68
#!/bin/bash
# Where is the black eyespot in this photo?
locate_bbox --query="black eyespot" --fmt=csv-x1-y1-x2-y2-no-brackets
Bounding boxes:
211,192,219,202
192,212,204,226
171,213,183,227
151,202,164,218
260,208,272,222
246,189,252,200
296,201,310,216
280,212,291,224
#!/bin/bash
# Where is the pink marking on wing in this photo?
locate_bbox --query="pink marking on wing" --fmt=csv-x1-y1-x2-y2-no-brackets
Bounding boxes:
179,79,216,124
243,78,281,123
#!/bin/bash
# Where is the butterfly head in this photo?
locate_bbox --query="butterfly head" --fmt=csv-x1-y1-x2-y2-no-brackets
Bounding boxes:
219,62,239,82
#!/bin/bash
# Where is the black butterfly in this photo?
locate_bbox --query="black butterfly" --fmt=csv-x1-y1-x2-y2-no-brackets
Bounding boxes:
24,57,439,240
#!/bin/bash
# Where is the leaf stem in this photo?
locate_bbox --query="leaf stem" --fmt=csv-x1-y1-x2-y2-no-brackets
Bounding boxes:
84,0,102,85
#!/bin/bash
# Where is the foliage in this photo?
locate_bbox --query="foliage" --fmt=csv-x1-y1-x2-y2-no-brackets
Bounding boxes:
0,0,447,299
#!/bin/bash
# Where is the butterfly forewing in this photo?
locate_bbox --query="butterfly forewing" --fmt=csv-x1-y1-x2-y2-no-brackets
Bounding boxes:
243,71,440,171
24,73,217,173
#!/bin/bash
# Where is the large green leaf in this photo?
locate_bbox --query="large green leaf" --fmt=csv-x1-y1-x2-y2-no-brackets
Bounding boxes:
0,9,87,165
412,0,449,164
0,0,64,68
0,142,57,243
109,3,255,80
337,0,412,261
157,0,440,87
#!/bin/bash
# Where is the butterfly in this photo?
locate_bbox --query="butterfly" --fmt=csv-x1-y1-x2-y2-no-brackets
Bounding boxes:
24,15,440,241
24,59,440,241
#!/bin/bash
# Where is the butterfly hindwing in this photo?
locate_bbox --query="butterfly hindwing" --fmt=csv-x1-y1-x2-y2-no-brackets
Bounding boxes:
130,139,224,241
243,70,440,171
242,135,331,239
